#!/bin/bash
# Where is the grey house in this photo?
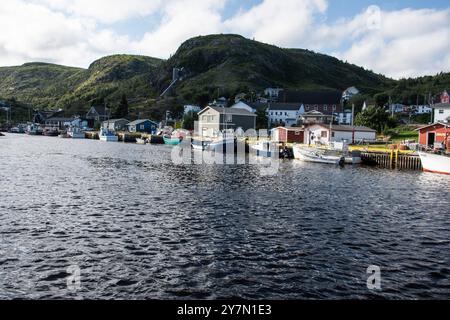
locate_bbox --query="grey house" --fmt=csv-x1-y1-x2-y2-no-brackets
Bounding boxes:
127,119,158,134
86,106,110,122
102,119,130,132
198,106,256,136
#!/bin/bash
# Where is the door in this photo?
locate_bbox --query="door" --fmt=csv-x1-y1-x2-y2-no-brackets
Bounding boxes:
427,132,435,146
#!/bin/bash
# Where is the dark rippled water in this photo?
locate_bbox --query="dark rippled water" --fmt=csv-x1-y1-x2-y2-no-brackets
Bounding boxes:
0,134,449,300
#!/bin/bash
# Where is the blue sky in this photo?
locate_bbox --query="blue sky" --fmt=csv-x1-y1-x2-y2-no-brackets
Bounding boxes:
1,0,450,78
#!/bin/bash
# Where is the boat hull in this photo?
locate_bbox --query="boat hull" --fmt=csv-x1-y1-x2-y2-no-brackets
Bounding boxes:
164,136,182,146
100,135,118,142
69,133,85,139
418,152,450,175
294,146,344,165
208,139,235,153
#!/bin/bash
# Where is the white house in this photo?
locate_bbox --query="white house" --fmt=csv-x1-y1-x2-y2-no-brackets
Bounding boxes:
267,103,305,127
264,88,283,99
433,103,450,123
335,110,353,125
413,105,432,115
184,105,201,115
305,124,376,145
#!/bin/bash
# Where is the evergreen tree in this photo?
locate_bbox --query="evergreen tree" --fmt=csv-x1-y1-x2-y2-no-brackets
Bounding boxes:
114,94,129,119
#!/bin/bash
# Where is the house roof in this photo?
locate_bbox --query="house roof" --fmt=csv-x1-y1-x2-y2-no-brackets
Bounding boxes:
415,122,450,131
311,124,376,132
89,105,108,115
279,90,342,105
103,118,129,123
434,103,450,109
267,103,303,111
45,117,75,122
199,106,257,117
273,126,304,132
127,119,157,126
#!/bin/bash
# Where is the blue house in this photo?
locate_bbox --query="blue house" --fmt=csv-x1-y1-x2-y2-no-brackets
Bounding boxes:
127,119,158,134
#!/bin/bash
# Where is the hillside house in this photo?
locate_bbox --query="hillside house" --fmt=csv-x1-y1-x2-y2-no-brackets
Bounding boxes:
184,105,201,115
267,103,305,127
278,90,343,115
197,106,256,137
127,119,158,134
86,106,110,122
102,119,130,131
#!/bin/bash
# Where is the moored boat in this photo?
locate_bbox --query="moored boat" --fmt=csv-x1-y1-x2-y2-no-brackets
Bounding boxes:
68,127,85,139
250,141,277,158
192,138,211,151
163,135,182,145
43,128,59,137
136,138,147,145
293,145,345,166
99,127,118,142
418,152,450,175
26,124,43,135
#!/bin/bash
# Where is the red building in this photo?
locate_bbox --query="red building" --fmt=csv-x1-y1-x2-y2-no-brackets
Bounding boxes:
440,90,450,104
271,127,304,143
417,122,450,149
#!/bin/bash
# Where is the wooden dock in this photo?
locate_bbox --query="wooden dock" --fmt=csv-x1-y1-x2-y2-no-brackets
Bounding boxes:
361,151,422,171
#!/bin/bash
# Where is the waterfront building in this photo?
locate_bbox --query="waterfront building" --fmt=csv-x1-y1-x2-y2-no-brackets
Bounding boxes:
127,119,158,134
305,124,376,144
197,106,256,137
271,127,304,144
86,106,110,122
102,119,130,132
299,110,334,125
32,109,64,124
416,122,450,149
44,117,76,129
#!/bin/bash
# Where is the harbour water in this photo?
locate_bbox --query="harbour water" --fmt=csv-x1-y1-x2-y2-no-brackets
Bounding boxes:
0,134,449,299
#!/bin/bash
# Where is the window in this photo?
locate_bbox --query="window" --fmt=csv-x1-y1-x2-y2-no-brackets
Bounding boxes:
332,132,335,138
332,105,336,111
323,105,328,111
202,115,207,121
295,131,301,136
285,112,288,116
439,110,444,114
321,131,328,138
225,114,233,123
140,125,145,130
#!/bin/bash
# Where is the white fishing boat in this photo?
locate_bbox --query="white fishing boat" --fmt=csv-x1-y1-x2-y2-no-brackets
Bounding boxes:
418,152,450,175
250,141,277,158
208,137,235,153
293,145,345,165
136,138,147,145
67,126,85,139
99,127,118,142
192,138,211,151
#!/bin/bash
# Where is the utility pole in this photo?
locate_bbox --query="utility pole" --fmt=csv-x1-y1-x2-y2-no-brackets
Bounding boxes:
351,103,355,145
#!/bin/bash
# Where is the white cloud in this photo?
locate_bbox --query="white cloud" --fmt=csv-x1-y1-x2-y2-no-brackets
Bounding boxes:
0,0,449,79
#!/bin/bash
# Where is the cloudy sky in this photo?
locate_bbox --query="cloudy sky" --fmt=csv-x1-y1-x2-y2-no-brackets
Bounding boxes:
0,0,449,79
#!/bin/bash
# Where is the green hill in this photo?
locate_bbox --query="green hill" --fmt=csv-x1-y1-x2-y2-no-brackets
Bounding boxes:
1,34,449,123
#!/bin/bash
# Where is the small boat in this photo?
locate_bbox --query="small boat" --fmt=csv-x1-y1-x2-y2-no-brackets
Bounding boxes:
99,127,118,142
250,141,277,158
58,131,70,138
163,135,183,145
294,146,345,166
418,151,450,175
68,127,85,139
136,138,147,145
43,128,59,137
192,139,211,151
26,124,43,135
10,126,25,134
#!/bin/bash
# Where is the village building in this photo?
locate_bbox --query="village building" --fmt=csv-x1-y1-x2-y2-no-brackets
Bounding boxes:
32,109,64,124
197,106,256,137
102,119,130,132
305,124,376,145
299,110,334,125
433,103,450,123
271,127,304,144
44,117,76,129
86,106,110,122
267,103,305,127
416,122,450,149
127,119,158,134
264,88,284,100
335,110,353,125
278,90,343,114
